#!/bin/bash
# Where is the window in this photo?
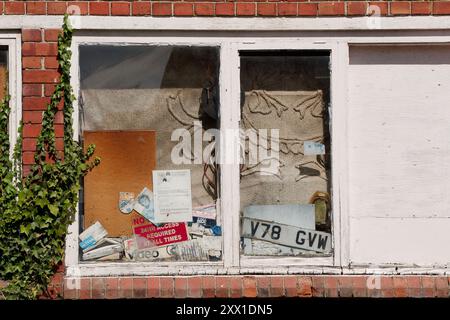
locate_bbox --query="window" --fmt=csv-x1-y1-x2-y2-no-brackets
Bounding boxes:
78,45,223,263
239,50,332,258
68,36,340,273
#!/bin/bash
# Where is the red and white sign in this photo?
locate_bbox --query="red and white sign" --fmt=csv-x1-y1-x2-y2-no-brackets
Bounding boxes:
132,217,189,248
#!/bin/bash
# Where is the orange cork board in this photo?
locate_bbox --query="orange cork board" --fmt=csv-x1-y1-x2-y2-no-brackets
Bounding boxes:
83,131,156,236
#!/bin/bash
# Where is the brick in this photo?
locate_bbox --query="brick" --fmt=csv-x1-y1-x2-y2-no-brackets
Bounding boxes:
23,97,51,111
421,276,436,298
44,57,59,69
202,277,215,298
23,111,43,124
51,272,64,287
380,276,394,297
132,2,152,16
311,276,325,297
215,277,229,298
243,276,257,298
390,2,411,16
393,277,408,298
89,2,110,16
79,278,91,299
174,277,188,298
230,277,242,298
54,111,64,125
44,84,57,97
92,278,106,299
368,2,388,16
22,151,36,165
23,70,60,84
283,276,297,297
435,277,449,297
318,2,345,16
63,287,78,300
160,277,174,298
23,84,42,97
351,276,368,298
236,3,255,17
174,3,193,17
147,278,160,298
119,278,133,299
22,165,32,177
278,3,297,17
195,3,214,16
111,2,130,16
187,277,202,298
257,3,276,17
68,2,89,15
105,278,119,299
22,29,42,42
338,276,353,297
411,2,431,16
347,2,367,16
23,43,58,57
133,278,147,298
5,2,25,15
152,3,172,16
257,276,270,297
323,276,338,297
44,29,62,42
26,2,46,15
23,57,42,70
47,2,68,15
216,3,234,17
406,276,421,297
298,276,312,297
298,3,317,17
270,276,284,297
433,2,450,15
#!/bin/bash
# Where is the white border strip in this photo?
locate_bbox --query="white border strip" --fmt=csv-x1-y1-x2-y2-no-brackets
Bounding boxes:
2,16,450,31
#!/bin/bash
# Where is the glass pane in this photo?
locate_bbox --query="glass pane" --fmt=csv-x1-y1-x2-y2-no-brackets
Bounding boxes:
239,50,332,257
79,45,222,262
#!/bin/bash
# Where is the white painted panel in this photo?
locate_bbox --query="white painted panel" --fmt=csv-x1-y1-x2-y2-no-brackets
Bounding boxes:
348,45,450,266
350,217,450,266
348,45,450,219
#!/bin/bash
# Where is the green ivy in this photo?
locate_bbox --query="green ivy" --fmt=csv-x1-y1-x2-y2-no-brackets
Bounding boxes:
0,15,100,300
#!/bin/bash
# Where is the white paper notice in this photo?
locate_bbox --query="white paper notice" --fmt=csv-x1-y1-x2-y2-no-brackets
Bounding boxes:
153,170,193,223
303,141,326,155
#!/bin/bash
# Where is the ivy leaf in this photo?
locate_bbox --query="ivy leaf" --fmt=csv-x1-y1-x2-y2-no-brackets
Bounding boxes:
20,225,30,236
48,204,59,216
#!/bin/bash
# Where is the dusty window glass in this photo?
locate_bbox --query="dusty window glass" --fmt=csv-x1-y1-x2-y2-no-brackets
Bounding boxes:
78,45,222,263
239,51,332,257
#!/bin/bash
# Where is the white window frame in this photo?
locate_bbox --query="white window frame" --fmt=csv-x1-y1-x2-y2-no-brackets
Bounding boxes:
0,33,22,157
57,17,450,277
66,35,344,277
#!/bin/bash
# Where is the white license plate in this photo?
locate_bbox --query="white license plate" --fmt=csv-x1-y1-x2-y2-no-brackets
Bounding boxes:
242,217,332,253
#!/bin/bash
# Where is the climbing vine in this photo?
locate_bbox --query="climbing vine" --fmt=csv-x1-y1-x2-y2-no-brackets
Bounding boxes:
0,15,100,299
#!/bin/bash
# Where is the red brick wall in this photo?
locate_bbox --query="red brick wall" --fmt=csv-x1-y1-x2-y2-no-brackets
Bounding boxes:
14,0,450,299
46,272,449,299
2,1,450,18
22,28,63,176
